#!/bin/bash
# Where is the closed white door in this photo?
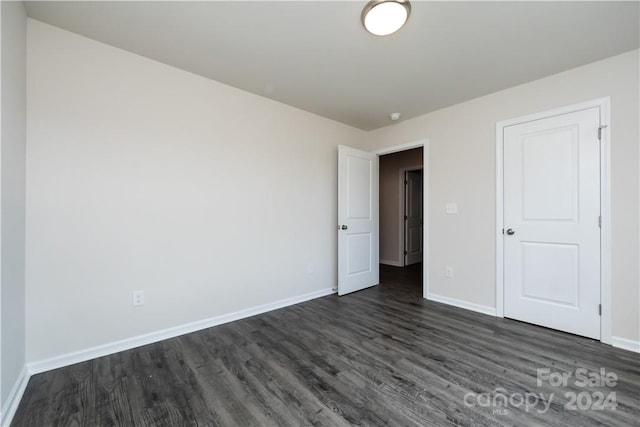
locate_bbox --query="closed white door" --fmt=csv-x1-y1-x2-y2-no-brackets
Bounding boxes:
503,107,601,339
404,170,423,265
338,145,379,296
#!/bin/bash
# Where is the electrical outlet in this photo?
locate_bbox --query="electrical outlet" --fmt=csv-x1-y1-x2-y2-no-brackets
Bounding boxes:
132,290,144,306
446,203,458,214
445,266,454,278
307,263,315,273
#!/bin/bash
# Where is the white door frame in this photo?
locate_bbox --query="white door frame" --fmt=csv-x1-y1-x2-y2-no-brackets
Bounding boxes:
495,97,611,344
399,167,423,266
375,139,429,299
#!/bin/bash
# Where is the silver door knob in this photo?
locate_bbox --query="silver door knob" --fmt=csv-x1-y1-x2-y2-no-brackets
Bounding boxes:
506,228,515,235
341,225,348,230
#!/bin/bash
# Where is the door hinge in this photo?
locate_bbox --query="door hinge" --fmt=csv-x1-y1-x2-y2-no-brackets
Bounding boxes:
404,215,408,220
404,250,408,255
598,304,602,316
598,215,602,228
598,125,608,141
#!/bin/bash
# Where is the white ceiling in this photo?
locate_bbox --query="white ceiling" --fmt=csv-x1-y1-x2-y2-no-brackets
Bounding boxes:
24,1,639,131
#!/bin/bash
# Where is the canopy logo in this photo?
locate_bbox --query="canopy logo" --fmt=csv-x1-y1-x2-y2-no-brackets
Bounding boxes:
463,368,618,416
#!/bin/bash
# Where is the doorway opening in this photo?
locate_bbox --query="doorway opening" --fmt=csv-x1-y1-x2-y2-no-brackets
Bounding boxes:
379,147,424,295
336,139,429,297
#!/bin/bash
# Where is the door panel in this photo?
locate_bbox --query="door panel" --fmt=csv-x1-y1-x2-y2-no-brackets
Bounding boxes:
503,107,601,339
338,145,379,296
522,127,577,221
347,233,372,275
347,157,373,219
521,242,578,306
405,170,423,266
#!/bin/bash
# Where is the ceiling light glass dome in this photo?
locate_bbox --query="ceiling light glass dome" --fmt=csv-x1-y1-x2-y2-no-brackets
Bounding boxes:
362,0,411,36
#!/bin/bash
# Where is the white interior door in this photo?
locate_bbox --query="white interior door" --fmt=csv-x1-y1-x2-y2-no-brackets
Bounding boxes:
404,170,423,266
503,107,601,339
338,145,379,296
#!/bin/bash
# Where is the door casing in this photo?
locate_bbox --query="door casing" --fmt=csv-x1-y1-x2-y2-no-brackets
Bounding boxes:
495,97,611,344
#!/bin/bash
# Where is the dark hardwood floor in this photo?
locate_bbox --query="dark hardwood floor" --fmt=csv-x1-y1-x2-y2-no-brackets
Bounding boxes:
13,264,640,426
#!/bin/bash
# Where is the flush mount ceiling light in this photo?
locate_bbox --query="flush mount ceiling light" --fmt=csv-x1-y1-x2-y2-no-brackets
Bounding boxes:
361,0,411,36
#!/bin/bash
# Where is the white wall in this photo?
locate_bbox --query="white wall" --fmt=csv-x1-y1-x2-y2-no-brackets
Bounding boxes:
26,20,366,363
1,0,28,413
1,0,27,413
379,148,423,265
368,50,640,343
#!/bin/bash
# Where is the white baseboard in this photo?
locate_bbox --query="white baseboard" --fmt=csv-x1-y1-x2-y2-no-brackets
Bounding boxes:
425,295,638,352
380,259,403,267
1,365,29,427
28,287,336,375
426,292,497,317
611,336,640,353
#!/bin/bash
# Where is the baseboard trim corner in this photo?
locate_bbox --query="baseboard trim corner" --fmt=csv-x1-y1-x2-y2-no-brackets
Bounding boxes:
1,365,30,427
426,292,497,317
611,336,640,353
27,287,336,376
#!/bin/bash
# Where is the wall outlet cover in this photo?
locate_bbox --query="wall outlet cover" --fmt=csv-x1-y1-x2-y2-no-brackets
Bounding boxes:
132,290,145,306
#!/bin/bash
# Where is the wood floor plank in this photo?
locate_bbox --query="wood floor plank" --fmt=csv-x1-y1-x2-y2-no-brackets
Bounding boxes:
12,264,640,426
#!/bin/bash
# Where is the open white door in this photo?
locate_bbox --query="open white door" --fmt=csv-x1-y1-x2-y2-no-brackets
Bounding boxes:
338,145,379,296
